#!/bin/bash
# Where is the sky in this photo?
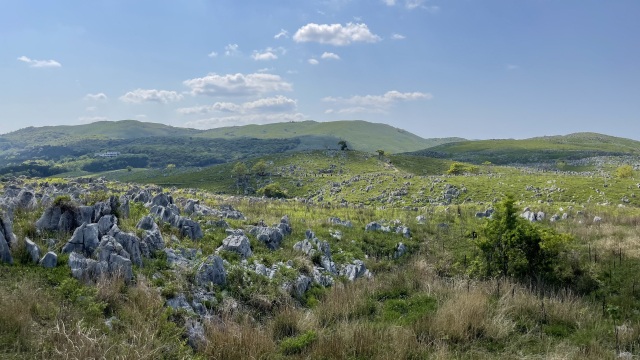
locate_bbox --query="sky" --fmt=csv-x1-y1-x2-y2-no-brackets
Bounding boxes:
1,0,639,140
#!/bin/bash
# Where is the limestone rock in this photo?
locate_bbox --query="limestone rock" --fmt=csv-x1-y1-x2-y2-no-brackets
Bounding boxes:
220,235,253,258
195,255,226,287
39,251,58,268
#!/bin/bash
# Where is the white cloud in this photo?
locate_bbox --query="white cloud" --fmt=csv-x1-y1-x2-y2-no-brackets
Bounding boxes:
405,0,424,9
177,96,297,115
323,90,432,113
183,73,293,97
308,58,319,65
384,0,439,12
78,116,108,123
252,48,279,61
382,0,397,5
225,44,240,56
257,67,275,73
84,92,108,101
274,29,289,39
119,89,183,104
208,51,218,58
293,22,381,46
185,112,306,130
17,55,61,68
391,33,406,40
321,52,341,60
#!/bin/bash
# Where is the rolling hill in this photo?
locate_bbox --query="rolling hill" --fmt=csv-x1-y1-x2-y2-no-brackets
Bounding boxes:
409,132,640,164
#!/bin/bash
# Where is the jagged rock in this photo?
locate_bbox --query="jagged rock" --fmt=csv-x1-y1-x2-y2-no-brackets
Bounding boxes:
396,226,411,238
394,243,407,259
416,215,426,224
292,275,312,298
594,216,602,223
562,213,569,220
207,219,230,229
365,222,381,231
77,206,94,225
96,236,133,281
118,196,130,219
150,205,179,224
0,214,16,264
186,319,206,350
25,238,41,264
164,248,192,268
148,193,173,208
36,204,82,233
250,226,283,250
132,189,151,203
329,217,353,227
166,293,194,312
550,214,560,222
521,211,538,222
305,229,316,240
108,227,143,267
175,217,203,240
312,267,334,287
137,217,165,257
341,260,369,281
39,251,58,268
220,235,253,258
97,215,118,237
195,255,226,286
536,212,546,221
13,189,37,210
293,239,315,256
219,205,245,220
225,228,245,236
62,223,100,257
277,215,292,236
68,252,107,282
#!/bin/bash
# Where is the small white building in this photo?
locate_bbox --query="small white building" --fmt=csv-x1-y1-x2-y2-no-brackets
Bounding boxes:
95,151,121,158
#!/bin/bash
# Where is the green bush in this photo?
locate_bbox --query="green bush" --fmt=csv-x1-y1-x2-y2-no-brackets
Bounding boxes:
280,330,317,355
257,183,288,199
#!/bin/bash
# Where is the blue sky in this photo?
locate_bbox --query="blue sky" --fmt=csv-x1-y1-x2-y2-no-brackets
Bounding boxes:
1,0,639,140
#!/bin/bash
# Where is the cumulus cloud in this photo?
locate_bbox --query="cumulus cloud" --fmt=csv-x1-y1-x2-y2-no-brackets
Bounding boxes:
84,93,108,101
274,29,289,39
391,33,406,40
208,51,218,58
185,112,305,130
225,44,240,56
252,48,279,61
323,90,432,113
321,52,340,60
177,96,297,115
183,73,293,97
308,58,319,65
119,89,183,104
293,22,381,46
17,55,61,68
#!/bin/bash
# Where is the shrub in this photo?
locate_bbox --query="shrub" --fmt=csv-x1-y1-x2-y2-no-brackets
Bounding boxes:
258,183,288,199
473,195,572,282
615,164,634,178
280,330,317,355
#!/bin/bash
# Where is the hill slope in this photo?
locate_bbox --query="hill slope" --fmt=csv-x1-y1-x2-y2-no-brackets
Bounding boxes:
410,132,640,164
197,120,463,154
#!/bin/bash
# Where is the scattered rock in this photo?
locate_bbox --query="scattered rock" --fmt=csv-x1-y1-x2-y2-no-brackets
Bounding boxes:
25,238,41,264
62,223,100,257
39,251,58,268
195,255,226,287
220,235,253,258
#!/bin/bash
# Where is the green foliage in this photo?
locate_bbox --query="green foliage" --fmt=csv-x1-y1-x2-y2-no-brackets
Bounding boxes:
232,162,248,179
252,160,268,176
447,161,478,175
81,154,149,172
338,140,349,151
615,164,634,178
474,195,572,281
257,183,288,199
279,330,317,355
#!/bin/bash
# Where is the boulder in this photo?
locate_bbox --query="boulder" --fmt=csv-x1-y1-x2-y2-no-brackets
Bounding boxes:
251,226,283,250
97,215,118,237
108,227,143,267
25,238,41,264
148,193,173,208
341,260,369,281
0,231,12,264
39,251,58,268
13,189,37,210
175,217,203,240
62,223,100,257
394,243,407,259
365,222,381,232
293,239,315,256
195,255,226,286
68,252,107,282
329,217,353,227
292,275,312,298
96,236,133,282
220,235,253,258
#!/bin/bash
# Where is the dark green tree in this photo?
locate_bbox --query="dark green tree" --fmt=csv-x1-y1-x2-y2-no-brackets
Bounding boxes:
338,140,348,151
474,195,571,281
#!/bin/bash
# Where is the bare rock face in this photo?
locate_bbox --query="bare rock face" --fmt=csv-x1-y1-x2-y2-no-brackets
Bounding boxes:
195,255,226,287
220,235,253,258
0,214,15,264
62,223,100,257
39,252,58,268
136,216,165,257
25,238,41,264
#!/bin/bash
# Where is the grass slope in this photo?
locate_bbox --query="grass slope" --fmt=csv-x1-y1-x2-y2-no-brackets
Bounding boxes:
411,132,640,164
1,120,200,146
198,120,463,154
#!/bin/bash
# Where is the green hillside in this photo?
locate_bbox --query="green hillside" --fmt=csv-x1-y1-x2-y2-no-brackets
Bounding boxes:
410,132,640,164
2,120,199,146
198,120,463,154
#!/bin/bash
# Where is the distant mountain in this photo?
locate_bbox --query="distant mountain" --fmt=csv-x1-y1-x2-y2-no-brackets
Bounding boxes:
197,120,464,154
1,120,199,146
408,132,640,164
